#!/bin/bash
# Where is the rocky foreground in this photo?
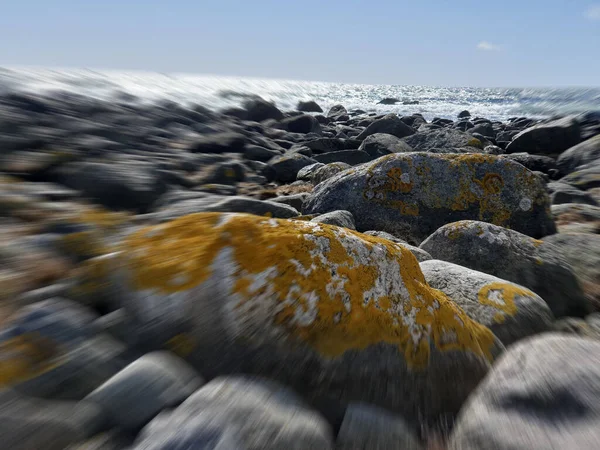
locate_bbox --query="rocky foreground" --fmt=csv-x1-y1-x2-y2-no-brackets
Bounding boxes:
1,92,600,449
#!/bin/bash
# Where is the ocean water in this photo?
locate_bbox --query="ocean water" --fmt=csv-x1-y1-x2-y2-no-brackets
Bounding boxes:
1,66,599,122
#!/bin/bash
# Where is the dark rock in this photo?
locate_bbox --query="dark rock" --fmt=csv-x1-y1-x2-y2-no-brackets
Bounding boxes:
469,122,496,139
189,132,247,153
296,162,325,181
557,135,600,174
310,210,356,229
271,193,311,211
449,334,600,450
559,164,600,190
268,153,319,183
358,133,414,157
311,162,352,185
243,98,284,122
327,105,349,122
454,120,474,132
403,100,419,105
506,117,581,155
297,100,323,113
401,129,489,152
432,118,453,127
500,153,558,176
458,110,471,118
313,150,375,165
279,114,322,135
200,162,246,185
243,144,282,162
288,145,313,157
420,221,589,318
377,97,400,105
548,182,598,206
303,138,360,153
356,114,416,141
401,115,427,129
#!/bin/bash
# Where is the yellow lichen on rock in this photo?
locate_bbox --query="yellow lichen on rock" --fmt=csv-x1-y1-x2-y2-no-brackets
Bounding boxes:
122,212,497,368
477,282,536,323
0,334,62,387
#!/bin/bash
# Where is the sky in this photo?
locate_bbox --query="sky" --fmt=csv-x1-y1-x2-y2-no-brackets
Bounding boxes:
0,0,599,87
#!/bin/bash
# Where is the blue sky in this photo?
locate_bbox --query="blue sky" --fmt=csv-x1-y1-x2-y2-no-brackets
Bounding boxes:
1,0,599,87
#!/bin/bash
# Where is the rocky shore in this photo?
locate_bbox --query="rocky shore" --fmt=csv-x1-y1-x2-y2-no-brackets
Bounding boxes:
1,91,600,449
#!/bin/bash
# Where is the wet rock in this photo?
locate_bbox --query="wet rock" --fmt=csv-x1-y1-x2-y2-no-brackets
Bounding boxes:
113,212,502,421
132,376,334,450
420,260,553,346
243,144,282,162
303,153,556,244
420,221,589,318
86,352,204,431
279,115,322,135
506,116,581,155
450,334,600,450
356,114,416,141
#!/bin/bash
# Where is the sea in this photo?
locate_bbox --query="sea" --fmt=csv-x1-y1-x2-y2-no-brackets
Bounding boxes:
1,66,599,122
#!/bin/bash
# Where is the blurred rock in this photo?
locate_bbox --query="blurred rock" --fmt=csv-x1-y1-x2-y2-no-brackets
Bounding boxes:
310,210,356,229
506,116,581,155
268,153,319,183
356,114,416,140
297,100,323,113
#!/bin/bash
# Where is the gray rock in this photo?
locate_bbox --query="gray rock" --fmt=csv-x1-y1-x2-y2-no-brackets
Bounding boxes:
356,114,416,141
303,153,556,244
132,376,334,450
53,161,167,213
469,122,495,139
200,162,246,185
303,138,360,153
0,298,128,400
0,389,103,450
243,98,284,122
401,129,488,152
450,334,600,450
268,153,319,183
313,150,375,165
189,132,247,154
280,115,322,135
271,193,311,211
336,403,423,450
420,260,554,346
296,162,325,181
86,352,204,431
557,135,600,174
559,164,600,190
243,144,282,162
543,233,600,310
66,431,134,450
483,145,504,155
377,97,401,105
310,163,351,185
506,117,581,155
362,231,431,262
548,182,598,206
500,152,558,175
420,221,589,317
297,100,323,113
310,210,356,229
114,213,503,421
358,133,414,157
458,110,471,118
327,105,349,122
362,230,408,243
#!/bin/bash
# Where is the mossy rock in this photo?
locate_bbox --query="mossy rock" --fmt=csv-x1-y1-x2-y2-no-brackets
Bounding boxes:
112,212,503,420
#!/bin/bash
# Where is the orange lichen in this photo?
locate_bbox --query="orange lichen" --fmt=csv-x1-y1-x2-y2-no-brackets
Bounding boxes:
122,212,497,368
165,333,196,357
478,282,536,323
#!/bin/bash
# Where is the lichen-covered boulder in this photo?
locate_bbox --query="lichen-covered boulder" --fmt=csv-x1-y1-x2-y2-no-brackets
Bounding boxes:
310,210,356,229
420,221,590,318
0,298,128,399
310,162,351,185
132,376,334,450
112,212,501,420
303,153,556,244
449,334,600,450
400,129,488,152
420,260,553,346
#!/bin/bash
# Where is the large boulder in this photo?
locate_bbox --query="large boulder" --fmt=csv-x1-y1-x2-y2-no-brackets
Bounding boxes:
113,212,501,420
358,133,414,157
557,135,600,174
268,153,319,183
279,115,322,135
420,260,553,346
297,100,323,113
310,162,351,185
327,105,349,122
420,221,589,317
85,352,204,431
243,98,284,122
132,376,334,450
500,153,558,176
543,233,600,310
506,117,581,155
559,164,600,190
356,114,415,141
400,129,488,152
548,182,598,206
450,334,600,450
189,132,247,154
303,153,556,244
313,150,374,165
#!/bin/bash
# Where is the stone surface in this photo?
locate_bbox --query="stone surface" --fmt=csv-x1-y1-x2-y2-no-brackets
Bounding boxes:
297,100,323,113
327,105,349,122
506,116,581,155
420,260,553,346
450,334,600,450
113,212,502,421
268,153,319,183
336,403,423,450
358,133,414,157
356,115,416,140
244,98,284,122
311,162,351,185
303,153,556,244
313,150,374,165
548,182,598,206
400,129,487,152
420,221,589,317
557,134,600,174
559,164,600,190
310,210,356,229
132,376,334,450
86,351,204,431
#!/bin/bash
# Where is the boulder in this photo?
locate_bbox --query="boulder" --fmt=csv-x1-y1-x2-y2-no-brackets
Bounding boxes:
327,105,349,122
500,153,558,176
356,114,416,141
420,260,553,346
336,403,423,450
271,193,310,211
243,98,284,122
377,97,401,105
53,161,167,213
199,162,246,185
551,203,600,232
420,221,589,317
362,231,431,262
297,100,323,113
506,117,581,155
0,298,127,400
268,153,319,183
556,135,600,174
310,210,356,229
401,129,488,152
313,150,374,165
303,138,361,153
279,115,322,135
131,376,334,450
548,182,598,206
543,233,600,310
113,212,502,420
303,153,556,244
450,334,600,450
559,164,600,190
85,352,204,431
358,133,414,157
189,132,247,154
469,122,495,139
296,162,325,181
243,145,282,162
458,110,471,118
